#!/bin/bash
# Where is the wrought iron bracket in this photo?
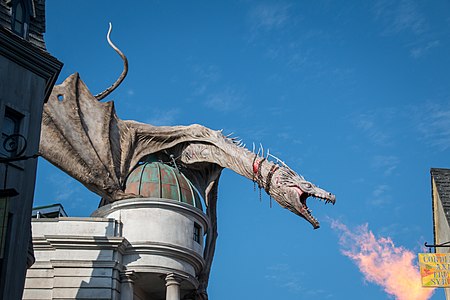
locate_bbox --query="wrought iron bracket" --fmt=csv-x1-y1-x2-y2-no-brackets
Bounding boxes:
424,242,450,253
0,188,18,198
0,134,39,191
0,134,39,164
0,154,40,164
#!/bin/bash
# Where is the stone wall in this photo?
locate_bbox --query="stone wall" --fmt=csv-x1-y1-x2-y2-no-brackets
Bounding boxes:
25,198,209,299
24,217,127,300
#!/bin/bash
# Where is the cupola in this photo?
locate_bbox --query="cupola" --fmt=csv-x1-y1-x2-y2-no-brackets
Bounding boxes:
124,156,203,210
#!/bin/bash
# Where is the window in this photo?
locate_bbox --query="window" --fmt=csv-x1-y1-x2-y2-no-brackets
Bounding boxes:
11,0,29,38
1,108,23,157
0,199,10,259
193,222,201,244
0,211,13,293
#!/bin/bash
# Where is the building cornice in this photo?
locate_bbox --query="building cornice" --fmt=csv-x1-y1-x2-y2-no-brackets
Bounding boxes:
125,241,205,274
33,235,130,254
0,26,62,102
49,259,124,271
92,198,211,230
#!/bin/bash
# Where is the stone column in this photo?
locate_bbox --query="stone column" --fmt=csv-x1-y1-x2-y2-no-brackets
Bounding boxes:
165,273,182,300
120,271,136,300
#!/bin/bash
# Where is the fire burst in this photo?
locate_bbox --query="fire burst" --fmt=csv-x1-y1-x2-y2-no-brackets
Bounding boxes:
331,220,435,300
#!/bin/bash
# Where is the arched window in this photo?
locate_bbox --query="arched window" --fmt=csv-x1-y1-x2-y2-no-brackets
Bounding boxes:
11,0,29,38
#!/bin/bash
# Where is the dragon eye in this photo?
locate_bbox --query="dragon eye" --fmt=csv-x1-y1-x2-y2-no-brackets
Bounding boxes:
302,182,312,189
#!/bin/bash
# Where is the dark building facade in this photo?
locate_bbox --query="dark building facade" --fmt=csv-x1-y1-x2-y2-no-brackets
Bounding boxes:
0,0,62,299
430,168,450,299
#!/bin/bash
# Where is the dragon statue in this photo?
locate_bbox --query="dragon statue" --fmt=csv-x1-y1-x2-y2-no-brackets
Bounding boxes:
39,24,335,299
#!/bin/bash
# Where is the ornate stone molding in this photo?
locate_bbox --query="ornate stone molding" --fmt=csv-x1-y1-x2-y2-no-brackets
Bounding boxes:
125,241,205,274
92,197,210,230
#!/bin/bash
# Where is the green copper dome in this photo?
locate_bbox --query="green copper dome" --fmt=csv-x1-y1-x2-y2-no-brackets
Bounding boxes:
124,158,203,210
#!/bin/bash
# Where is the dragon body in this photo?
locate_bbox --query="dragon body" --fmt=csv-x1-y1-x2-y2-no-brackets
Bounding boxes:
39,25,335,299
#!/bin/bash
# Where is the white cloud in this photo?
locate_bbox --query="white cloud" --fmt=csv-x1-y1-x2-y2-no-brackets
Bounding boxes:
371,155,399,176
352,103,450,152
353,113,391,146
277,132,302,145
204,88,243,113
410,40,440,59
379,223,422,240
249,3,291,32
145,108,181,126
373,184,389,197
391,0,426,34
373,0,440,59
189,64,245,114
48,175,80,202
190,64,221,97
193,64,221,82
373,0,426,36
45,173,96,215
369,184,392,206
414,102,450,151
265,263,332,297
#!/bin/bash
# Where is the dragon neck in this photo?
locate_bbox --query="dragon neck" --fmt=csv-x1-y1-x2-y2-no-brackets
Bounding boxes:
178,136,279,195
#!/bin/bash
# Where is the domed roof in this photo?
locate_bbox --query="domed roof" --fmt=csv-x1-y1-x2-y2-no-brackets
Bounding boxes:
124,158,203,210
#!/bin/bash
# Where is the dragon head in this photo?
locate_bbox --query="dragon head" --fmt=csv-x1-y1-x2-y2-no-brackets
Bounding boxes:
259,161,335,229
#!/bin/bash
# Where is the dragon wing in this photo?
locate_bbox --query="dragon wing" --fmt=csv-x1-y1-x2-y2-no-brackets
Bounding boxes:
40,73,224,203
40,73,137,201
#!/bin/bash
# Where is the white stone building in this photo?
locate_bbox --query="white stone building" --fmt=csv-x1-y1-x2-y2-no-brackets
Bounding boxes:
24,159,209,300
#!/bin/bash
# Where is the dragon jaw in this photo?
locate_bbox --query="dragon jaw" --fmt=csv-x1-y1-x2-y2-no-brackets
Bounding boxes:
272,167,336,229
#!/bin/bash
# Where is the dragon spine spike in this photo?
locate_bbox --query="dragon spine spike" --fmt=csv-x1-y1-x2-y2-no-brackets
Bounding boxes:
268,153,286,166
270,154,292,171
260,143,264,157
95,22,129,101
266,148,270,159
252,142,255,153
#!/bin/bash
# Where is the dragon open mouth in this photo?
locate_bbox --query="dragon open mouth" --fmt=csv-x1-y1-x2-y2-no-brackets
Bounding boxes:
297,189,335,229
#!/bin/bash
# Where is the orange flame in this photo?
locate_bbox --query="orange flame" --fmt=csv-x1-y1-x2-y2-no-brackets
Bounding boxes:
331,220,434,300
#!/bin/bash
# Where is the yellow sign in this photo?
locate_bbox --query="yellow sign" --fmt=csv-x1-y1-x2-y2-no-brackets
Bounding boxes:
418,253,450,287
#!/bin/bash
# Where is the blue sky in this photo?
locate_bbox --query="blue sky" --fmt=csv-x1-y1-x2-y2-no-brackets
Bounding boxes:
34,1,450,299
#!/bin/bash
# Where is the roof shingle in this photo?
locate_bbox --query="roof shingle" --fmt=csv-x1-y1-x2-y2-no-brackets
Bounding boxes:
431,168,450,225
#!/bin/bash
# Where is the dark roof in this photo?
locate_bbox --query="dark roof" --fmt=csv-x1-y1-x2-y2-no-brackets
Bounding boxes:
0,0,47,50
32,203,68,218
431,168,450,225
